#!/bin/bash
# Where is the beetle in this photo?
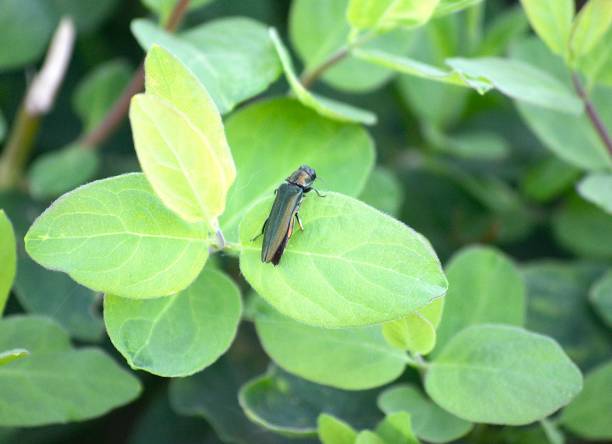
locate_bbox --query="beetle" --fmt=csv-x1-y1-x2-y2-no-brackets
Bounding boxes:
254,165,322,266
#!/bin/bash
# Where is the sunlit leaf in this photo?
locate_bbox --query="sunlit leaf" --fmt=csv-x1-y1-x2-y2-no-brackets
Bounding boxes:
0,348,28,366
347,0,440,32
382,298,443,355
520,0,573,56
570,0,612,59
25,173,209,299
131,46,235,226
318,414,357,444
220,98,374,242
239,192,448,328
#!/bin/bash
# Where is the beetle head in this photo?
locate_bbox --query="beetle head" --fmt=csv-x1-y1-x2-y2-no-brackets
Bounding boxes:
287,165,316,189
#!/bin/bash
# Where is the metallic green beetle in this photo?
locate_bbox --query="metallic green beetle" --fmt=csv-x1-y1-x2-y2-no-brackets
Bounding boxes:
256,165,321,265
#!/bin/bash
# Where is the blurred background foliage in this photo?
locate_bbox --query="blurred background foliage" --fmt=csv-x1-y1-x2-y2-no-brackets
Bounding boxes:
0,0,610,443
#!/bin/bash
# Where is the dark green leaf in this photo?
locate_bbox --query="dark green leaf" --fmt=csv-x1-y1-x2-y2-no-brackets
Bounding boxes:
524,261,611,370
239,368,382,437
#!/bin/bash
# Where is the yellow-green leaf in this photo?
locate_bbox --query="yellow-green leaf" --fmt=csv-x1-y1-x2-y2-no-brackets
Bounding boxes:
520,0,574,56
347,0,440,32
131,46,235,227
570,0,612,59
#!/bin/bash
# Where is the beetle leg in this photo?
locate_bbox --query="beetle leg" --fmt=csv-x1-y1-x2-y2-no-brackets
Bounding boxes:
251,218,268,241
313,188,326,197
295,212,304,231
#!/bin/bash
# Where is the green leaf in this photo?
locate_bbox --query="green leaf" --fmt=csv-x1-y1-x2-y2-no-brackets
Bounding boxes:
353,49,491,93
0,0,53,69
434,0,483,17
131,17,281,114
141,0,215,23
239,192,447,328
131,46,235,226
525,261,611,370
269,28,376,126
576,26,612,86
27,145,100,200
73,60,132,133
254,299,407,389
290,0,415,92
14,256,104,342
356,430,385,444
570,0,612,59
359,167,404,217
0,210,16,315
169,357,286,444
590,269,612,327
560,360,612,439
426,324,583,425
47,0,118,33
477,6,529,56
347,0,440,32
238,368,382,436
219,98,375,242
520,0,574,56
445,57,582,114
382,298,443,354
0,348,141,426
0,349,28,366
104,265,241,377
511,37,612,171
577,173,612,214
434,246,525,354
25,173,209,299
0,315,71,353
318,414,357,444
553,194,612,259
424,127,510,161
375,412,419,444
520,156,581,202
379,384,472,443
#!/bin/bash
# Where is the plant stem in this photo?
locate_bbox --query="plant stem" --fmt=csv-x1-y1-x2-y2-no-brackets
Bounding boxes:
299,32,375,88
0,18,75,190
0,106,41,189
80,0,191,149
572,72,612,157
